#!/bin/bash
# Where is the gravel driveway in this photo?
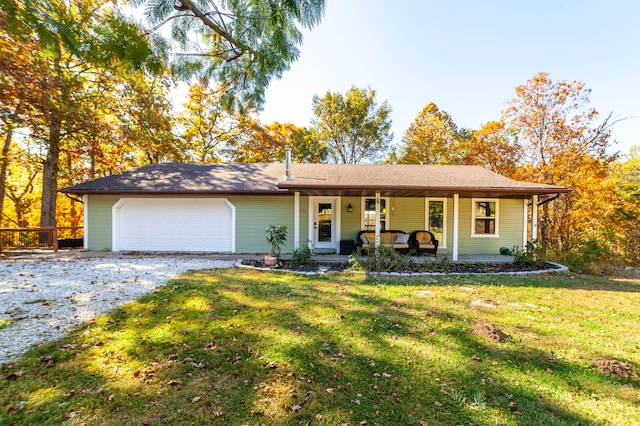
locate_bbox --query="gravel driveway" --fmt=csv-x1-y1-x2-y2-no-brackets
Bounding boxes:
0,254,235,364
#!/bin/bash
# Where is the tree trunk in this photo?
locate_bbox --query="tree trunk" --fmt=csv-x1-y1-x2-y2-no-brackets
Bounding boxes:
40,52,63,229
40,118,61,227
0,124,14,226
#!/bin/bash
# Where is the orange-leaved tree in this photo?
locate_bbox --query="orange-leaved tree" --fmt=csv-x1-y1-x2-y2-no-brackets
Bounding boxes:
503,72,619,260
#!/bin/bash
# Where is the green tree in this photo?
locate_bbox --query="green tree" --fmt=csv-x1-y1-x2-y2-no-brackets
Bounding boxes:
116,72,181,165
312,86,393,164
398,102,461,165
133,0,326,110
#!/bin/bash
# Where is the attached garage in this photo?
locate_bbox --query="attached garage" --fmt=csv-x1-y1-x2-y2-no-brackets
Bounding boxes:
112,198,235,252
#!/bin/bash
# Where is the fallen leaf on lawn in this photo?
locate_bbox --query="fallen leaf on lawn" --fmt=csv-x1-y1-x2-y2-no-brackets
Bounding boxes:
211,410,224,417
326,388,334,394
382,372,392,378
434,401,442,406
359,421,368,425
191,396,202,403
132,370,141,377
291,403,302,412
5,370,24,380
316,414,323,420
352,399,361,405
167,379,183,386
333,370,343,380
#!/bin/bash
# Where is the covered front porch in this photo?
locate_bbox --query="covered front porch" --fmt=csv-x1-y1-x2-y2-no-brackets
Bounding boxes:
287,190,546,262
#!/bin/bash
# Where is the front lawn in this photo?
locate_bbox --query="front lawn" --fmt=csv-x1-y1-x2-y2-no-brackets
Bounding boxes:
1,269,639,425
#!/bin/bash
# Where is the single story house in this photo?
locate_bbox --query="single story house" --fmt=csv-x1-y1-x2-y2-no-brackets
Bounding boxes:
61,157,570,261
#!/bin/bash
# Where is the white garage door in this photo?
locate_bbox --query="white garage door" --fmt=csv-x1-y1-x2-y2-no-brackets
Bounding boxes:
113,198,235,252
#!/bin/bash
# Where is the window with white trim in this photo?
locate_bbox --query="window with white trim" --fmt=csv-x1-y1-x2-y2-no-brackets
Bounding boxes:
472,199,499,237
425,198,446,247
362,197,390,231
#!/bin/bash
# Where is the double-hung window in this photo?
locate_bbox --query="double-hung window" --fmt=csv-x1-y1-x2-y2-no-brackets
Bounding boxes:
362,197,389,231
472,199,498,237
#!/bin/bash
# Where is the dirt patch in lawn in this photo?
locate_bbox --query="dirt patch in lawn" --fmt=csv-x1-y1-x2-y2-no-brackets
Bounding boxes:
593,358,632,378
472,320,512,342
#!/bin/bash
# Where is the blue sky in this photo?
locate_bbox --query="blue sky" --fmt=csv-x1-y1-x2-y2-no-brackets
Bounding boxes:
258,0,639,157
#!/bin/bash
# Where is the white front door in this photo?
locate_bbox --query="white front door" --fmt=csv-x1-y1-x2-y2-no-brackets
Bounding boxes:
312,198,338,250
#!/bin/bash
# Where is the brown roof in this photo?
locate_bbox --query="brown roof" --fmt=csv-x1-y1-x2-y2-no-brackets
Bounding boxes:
61,162,570,199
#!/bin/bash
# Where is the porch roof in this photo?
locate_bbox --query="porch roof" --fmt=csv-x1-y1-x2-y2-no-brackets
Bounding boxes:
60,162,570,199
279,164,569,199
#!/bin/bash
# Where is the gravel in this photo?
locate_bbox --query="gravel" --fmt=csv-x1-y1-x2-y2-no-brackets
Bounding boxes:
0,254,235,365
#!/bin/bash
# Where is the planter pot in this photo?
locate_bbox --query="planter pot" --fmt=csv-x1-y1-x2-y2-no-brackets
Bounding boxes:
264,255,277,267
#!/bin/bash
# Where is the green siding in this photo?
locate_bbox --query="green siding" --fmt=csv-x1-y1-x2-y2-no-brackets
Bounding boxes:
340,196,362,242
457,198,524,255
228,195,294,253
86,195,120,251
85,194,526,255
390,198,425,233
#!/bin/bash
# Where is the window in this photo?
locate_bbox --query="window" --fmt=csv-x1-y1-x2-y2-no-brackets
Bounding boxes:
472,199,499,237
362,197,389,231
425,198,446,247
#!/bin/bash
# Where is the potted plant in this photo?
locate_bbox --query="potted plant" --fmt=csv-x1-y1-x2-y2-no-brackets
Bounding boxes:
264,224,287,266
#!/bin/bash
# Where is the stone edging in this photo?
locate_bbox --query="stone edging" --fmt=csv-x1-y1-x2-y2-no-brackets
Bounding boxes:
236,260,569,277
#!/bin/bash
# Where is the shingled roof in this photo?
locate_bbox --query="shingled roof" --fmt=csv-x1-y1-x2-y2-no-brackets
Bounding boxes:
61,162,570,199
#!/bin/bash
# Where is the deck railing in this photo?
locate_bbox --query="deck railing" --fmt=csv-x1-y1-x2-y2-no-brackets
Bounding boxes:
0,226,83,252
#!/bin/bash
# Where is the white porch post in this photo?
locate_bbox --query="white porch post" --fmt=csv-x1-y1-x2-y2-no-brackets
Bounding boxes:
531,195,539,246
452,193,459,261
294,192,300,250
83,195,89,250
523,199,529,249
374,192,381,248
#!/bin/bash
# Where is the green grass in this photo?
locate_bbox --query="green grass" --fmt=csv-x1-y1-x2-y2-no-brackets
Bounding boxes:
1,269,639,425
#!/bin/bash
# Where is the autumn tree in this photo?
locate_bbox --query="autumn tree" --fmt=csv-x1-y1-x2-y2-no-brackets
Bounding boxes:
398,102,463,165
227,119,324,163
178,82,238,163
133,0,326,110
0,14,43,225
461,121,521,176
312,86,393,164
116,72,181,165
609,147,640,263
503,72,618,258
2,0,162,228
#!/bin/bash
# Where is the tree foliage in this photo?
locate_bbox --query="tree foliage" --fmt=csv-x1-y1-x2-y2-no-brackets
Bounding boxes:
461,121,520,176
503,72,619,261
312,86,393,164
132,0,326,110
398,102,462,164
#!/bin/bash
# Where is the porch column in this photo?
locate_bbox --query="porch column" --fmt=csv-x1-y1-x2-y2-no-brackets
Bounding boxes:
83,195,89,250
522,199,528,248
531,195,539,246
374,191,381,248
452,193,459,261
294,192,300,250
